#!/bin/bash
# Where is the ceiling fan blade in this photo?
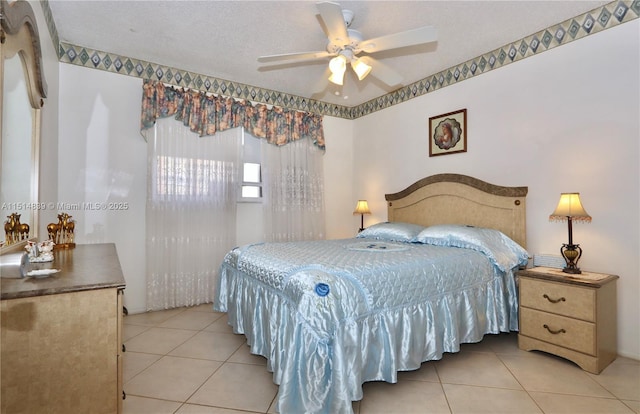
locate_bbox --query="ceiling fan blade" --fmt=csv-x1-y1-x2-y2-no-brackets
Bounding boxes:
258,51,332,63
359,56,403,87
357,26,438,54
316,1,349,44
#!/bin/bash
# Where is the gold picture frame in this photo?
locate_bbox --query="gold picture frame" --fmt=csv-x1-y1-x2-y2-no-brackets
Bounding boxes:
429,109,467,157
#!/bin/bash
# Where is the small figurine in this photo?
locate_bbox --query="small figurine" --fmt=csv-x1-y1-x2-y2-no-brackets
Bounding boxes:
47,212,76,249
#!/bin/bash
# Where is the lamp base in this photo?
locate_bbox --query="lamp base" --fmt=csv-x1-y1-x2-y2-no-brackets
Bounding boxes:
560,243,582,275
562,266,582,274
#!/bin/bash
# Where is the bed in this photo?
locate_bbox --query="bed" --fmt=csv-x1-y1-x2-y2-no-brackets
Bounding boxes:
214,173,529,414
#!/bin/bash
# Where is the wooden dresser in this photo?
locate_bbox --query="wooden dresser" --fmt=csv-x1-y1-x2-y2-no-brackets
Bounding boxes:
517,266,618,374
1,243,126,413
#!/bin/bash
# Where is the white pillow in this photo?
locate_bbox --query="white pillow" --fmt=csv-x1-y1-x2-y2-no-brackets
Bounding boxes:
413,224,529,271
356,222,426,242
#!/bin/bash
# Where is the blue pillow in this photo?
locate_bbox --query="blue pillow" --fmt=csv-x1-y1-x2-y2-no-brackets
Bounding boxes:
356,222,426,243
413,224,529,271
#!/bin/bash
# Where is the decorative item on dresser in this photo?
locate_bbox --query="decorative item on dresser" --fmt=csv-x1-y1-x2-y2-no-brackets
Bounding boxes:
352,199,371,232
517,266,618,374
47,212,76,249
549,193,591,274
3,213,30,245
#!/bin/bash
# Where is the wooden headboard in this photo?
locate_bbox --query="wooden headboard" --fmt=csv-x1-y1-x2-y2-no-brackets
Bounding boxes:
385,174,528,248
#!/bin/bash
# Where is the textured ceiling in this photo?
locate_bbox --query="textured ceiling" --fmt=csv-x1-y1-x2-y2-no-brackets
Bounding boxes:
48,0,612,106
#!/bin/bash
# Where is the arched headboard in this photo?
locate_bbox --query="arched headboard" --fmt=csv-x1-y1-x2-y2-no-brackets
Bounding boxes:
385,174,528,248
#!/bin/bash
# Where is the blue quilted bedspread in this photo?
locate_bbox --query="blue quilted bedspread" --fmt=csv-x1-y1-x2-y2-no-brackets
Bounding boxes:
215,237,524,414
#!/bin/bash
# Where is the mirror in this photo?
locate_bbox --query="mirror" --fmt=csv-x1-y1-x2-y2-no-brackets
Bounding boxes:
0,0,47,252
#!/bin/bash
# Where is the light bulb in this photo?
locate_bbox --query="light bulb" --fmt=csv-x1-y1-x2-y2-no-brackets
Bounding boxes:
352,58,372,80
328,70,345,85
328,55,347,85
329,55,347,74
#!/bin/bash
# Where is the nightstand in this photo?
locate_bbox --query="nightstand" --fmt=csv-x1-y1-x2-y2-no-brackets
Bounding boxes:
517,266,618,374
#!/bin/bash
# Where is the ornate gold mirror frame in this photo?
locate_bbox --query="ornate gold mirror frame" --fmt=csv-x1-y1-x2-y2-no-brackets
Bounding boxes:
1,0,47,252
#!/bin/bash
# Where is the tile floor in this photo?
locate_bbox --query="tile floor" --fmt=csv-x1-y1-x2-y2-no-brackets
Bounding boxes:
122,304,640,414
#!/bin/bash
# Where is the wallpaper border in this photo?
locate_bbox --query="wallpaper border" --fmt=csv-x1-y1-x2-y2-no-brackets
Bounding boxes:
42,1,638,120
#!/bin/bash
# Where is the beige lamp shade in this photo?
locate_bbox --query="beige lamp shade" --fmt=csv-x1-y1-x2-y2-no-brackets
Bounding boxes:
549,193,592,222
353,200,371,215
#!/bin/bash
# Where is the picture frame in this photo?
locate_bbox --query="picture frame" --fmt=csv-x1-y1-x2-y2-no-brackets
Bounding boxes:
429,109,467,157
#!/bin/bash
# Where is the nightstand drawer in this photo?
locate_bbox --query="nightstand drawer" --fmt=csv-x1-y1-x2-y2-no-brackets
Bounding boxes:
520,277,595,321
520,307,596,355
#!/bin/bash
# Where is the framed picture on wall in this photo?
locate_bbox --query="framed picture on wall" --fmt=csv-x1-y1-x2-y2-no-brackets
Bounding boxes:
429,109,467,157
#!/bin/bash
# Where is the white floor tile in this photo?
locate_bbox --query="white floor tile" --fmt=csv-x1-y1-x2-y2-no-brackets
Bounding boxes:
122,323,150,341
398,361,439,383
169,331,246,361
187,362,278,412
124,308,187,326
436,350,522,390
124,327,197,355
125,356,221,402
227,343,269,366
123,351,162,382
588,360,640,401
122,307,640,414
184,303,216,313
158,310,224,331
360,380,450,413
622,399,640,413
123,395,182,414
177,403,262,413
500,352,614,398
443,383,542,414
529,391,635,413
203,314,236,334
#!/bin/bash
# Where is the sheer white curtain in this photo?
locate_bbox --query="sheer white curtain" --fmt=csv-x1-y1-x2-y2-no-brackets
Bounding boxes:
145,118,241,310
261,137,326,242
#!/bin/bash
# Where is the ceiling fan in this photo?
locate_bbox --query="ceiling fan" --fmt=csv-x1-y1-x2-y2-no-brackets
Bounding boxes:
257,1,438,87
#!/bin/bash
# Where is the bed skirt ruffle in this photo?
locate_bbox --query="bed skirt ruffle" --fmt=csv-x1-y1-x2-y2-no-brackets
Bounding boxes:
214,260,518,414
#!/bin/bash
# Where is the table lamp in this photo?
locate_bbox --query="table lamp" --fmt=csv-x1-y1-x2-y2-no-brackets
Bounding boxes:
353,200,371,233
549,193,591,274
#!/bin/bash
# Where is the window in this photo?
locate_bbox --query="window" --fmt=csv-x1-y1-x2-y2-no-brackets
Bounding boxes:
155,155,223,198
242,162,261,198
241,130,262,201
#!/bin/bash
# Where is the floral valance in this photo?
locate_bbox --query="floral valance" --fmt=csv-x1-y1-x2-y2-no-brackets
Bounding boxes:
140,80,325,150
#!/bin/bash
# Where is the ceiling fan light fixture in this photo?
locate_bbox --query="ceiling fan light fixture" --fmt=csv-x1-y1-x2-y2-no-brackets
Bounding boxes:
329,54,347,74
328,54,348,85
258,2,438,91
328,70,345,85
352,58,372,80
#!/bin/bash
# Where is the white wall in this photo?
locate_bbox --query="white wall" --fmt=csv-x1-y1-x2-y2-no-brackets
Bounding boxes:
322,116,356,239
58,66,147,313
53,19,638,358
352,21,639,359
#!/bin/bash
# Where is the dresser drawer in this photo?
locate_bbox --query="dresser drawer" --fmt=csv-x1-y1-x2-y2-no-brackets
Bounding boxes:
520,277,595,321
520,307,596,355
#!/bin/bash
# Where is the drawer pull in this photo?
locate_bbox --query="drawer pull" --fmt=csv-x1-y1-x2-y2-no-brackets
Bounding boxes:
543,294,566,304
543,324,566,335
